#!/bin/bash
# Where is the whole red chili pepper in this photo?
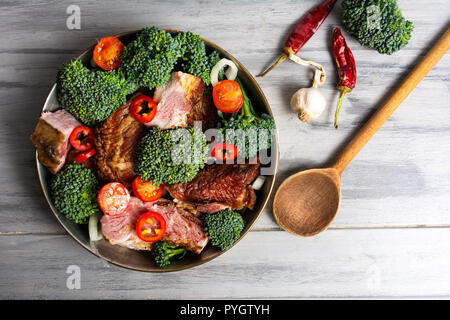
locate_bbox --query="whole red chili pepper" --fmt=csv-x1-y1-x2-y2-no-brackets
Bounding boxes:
257,0,337,77
332,27,356,129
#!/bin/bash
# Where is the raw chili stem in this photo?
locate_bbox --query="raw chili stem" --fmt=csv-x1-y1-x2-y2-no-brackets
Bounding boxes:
332,27,356,129
257,0,337,77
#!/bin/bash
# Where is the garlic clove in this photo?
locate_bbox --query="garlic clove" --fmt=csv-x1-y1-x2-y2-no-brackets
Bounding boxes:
290,87,326,123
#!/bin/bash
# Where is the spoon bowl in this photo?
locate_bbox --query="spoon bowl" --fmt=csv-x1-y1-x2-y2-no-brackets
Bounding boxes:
273,168,340,237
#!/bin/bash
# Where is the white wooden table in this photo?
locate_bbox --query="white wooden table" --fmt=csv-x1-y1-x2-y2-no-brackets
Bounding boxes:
1,0,449,299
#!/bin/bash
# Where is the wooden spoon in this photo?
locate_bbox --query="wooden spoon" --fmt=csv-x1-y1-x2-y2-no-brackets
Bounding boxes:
273,29,450,237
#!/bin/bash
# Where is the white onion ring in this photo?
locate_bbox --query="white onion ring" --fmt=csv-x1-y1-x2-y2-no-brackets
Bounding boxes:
88,212,103,242
252,176,266,190
210,58,238,87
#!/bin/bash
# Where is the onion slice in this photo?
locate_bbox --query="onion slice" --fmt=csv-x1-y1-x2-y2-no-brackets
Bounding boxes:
88,212,103,242
252,176,266,190
210,58,238,87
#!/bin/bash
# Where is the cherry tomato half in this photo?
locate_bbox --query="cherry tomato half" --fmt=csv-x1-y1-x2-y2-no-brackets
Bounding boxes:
132,176,164,202
212,80,244,113
211,143,238,161
130,95,158,124
69,126,94,151
93,36,124,71
97,182,130,216
74,148,96,163
136,211,166,242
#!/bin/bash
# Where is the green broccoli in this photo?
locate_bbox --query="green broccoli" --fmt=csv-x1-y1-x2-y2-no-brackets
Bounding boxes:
203,209,245,251
218,78,275,159
152,241,187,268
50,162,100,224
57,59,130,126
119,26,182,90
134,126,207,186
176,31,220,84
342,0,414,54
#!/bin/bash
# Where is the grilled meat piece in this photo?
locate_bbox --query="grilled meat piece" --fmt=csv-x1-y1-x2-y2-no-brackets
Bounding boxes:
187,88,218,131
166,163,260,213
94,96,145,187
101,197,209,254
147,71,205,129
31,110,82,174
175,200,231,216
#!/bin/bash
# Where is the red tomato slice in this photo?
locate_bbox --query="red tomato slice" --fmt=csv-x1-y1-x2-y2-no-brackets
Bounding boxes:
211,142,238,161
136,212,166,242
74,148,96,163
69,126,94,151
97,182,130,216
132,176,164,202
130,95,158,124
212,80,244,113
93,36,124,71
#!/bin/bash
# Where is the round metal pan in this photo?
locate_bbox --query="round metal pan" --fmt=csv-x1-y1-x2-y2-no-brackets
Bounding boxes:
36,29,279,272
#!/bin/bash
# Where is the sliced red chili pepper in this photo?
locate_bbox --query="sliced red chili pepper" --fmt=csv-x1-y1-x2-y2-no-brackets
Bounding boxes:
132,176,164,202
136,211,166,242
74,148,96,163
69,126,94,151
212,80,244,113
211,142,238,161
257,0,337,76
130,95,158,124
93,36,124,71
97,182,130,216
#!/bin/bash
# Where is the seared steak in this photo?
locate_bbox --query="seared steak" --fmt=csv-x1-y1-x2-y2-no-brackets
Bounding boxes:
31,110,82,174
187,88,218,131
94,96,145,187
101,197,209,254
148,71,205,129
166,163,260,213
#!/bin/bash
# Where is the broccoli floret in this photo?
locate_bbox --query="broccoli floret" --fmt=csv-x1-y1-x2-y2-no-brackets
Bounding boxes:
342,0,414,54
218,78,275,159
119,27,182,90
57,59,130,126
203,209,245,251
176,31,219,84
152,241,187,268
208,50,221,69
134,126,207,186
50,162,100,224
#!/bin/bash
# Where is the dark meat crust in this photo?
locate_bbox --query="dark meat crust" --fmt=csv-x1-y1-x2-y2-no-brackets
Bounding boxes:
166,163,260,211
187,88,218,131
94,96,145,187
31,118,66,174
31,110,82,174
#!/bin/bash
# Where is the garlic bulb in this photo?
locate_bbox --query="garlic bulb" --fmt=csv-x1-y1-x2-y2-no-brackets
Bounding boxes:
290,69,326,123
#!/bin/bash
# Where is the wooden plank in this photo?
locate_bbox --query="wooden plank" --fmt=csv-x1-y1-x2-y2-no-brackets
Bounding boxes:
0,0,447,51
2,228,450,299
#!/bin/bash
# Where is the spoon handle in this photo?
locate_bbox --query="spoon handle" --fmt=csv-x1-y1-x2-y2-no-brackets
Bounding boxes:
332,28,450,175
